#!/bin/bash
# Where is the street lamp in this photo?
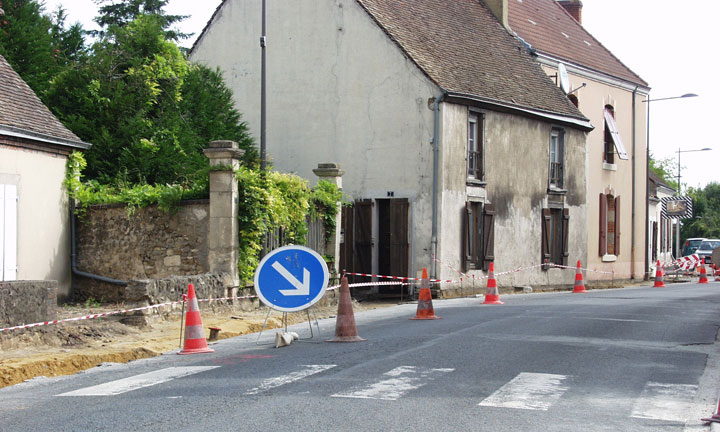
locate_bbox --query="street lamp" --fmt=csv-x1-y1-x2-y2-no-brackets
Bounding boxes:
642,93,698,279
674,147,712,257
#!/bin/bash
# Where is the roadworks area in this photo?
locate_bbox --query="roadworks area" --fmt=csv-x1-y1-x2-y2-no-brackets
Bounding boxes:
0,300,385,389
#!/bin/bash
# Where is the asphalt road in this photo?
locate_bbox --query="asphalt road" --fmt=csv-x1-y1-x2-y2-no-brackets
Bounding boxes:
2,282,720,432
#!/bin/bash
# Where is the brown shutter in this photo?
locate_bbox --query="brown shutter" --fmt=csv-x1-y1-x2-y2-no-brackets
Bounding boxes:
482,203,495,271
389,199,409,278
462,203,470,271
614,196,621,256
354,200,374,276
599,193,607,256
562,208,570,266
652,221,658,261
542,208,551,268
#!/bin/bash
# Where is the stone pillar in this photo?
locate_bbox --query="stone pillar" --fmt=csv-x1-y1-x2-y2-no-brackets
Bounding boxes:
312,163,345,276
204,141,245,298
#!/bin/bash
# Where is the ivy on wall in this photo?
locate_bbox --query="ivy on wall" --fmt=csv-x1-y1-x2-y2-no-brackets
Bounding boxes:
65,151,346,285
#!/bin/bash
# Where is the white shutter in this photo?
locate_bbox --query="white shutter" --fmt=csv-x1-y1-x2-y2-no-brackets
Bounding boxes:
2,185,18,281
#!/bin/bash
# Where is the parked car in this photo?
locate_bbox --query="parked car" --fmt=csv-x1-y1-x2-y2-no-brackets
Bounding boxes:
682,237,708,257
695,239,720,265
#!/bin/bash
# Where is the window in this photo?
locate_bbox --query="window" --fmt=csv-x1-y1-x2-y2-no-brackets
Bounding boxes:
599,193,621,257
541,208,569,267
549,128,565,189
1,184,18,281
467,111,484,181
603,106,628,165
463,202,494,271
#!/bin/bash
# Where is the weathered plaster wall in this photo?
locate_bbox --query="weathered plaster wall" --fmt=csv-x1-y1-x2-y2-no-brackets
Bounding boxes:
74,201,210,301
0,146,71,301
0,280,57,327
541,63,648,280
190,0,439,277
438,104,588,288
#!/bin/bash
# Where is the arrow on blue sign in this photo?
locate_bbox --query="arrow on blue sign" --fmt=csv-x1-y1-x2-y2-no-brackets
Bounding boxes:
254,245,329,312
272,261,310,296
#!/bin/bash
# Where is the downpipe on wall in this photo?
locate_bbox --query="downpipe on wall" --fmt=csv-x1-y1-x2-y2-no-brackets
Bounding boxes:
431,90,448,279
70,200,127,286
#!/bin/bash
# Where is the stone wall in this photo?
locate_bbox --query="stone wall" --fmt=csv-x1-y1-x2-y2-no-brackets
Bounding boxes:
0,281,57,327
74,200,210,301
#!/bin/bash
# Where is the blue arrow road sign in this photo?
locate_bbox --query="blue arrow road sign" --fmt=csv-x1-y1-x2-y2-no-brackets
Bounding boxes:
254,245,329,312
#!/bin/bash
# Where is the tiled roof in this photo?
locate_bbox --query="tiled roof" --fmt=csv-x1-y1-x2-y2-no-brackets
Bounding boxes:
0,54,89,148
357,0,587,122
508,0,647,87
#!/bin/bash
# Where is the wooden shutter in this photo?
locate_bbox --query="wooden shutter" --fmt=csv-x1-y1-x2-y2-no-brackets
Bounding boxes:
389,199,409,278
1,185,18,281
599,193,607,256
614,196,621,256
541,208,551,267
353,200,373,276
462,203,470,271
652,221,658,261
562,208,570,266
482,203,495,271
339,206,353,277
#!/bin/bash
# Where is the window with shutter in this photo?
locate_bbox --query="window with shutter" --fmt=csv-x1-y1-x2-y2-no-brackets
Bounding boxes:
562,208,570,266
614,196,620,256
541,208,552,268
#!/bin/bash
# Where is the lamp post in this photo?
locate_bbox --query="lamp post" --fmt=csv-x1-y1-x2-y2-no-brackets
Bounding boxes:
674,147,712,257
642,93,697,279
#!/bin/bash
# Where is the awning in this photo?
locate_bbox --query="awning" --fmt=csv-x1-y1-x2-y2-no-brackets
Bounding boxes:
604,108,628,160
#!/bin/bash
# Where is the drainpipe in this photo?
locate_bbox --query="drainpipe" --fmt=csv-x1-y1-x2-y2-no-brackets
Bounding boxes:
431,90,448,279
70,200,127,285
631,86,638,279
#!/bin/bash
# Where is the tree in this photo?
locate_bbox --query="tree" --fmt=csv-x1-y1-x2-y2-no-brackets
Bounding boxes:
682,183,720,240
92,0,189,41
0,0,84,98
649,154,678,191
47,14,256,185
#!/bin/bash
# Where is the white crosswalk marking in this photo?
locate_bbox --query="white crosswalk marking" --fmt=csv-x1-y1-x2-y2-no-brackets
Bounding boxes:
56,366,219,396
479,372,569,411
631,382,698,422
331,366,454,400
245,365,336,395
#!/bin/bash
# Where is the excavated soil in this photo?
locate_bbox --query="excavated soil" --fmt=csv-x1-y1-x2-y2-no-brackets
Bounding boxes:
0,301,386,389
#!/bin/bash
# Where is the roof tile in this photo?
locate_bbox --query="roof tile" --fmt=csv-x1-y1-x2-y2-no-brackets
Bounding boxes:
356,0,586,121
508,0,647,86
0,54,86,145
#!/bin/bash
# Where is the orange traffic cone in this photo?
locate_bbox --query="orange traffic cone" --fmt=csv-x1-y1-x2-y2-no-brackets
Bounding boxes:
572,260,587,293
327,277,366,342
179,283,214,355
653,260,665,288
410,268,441,320
483,263,504,304
699,259,709,284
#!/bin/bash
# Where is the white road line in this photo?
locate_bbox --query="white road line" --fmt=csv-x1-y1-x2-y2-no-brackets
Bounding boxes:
631,382,697,422
331,366,454,401
478,372,569,411
56,366,219,396
245,365,336,395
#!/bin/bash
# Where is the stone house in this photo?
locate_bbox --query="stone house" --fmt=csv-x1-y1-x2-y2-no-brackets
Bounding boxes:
0,54,91,301
505,0,650,281
189,0,593,291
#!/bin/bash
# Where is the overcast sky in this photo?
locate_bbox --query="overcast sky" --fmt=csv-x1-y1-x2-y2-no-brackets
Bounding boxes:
44,0,717,191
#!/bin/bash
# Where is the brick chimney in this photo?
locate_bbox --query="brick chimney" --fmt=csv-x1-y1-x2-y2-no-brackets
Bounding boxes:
557,0,582,24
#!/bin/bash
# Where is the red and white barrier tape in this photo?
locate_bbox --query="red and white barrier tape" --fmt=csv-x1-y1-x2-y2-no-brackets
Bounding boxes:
0,280,409,333
342,271,456,284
